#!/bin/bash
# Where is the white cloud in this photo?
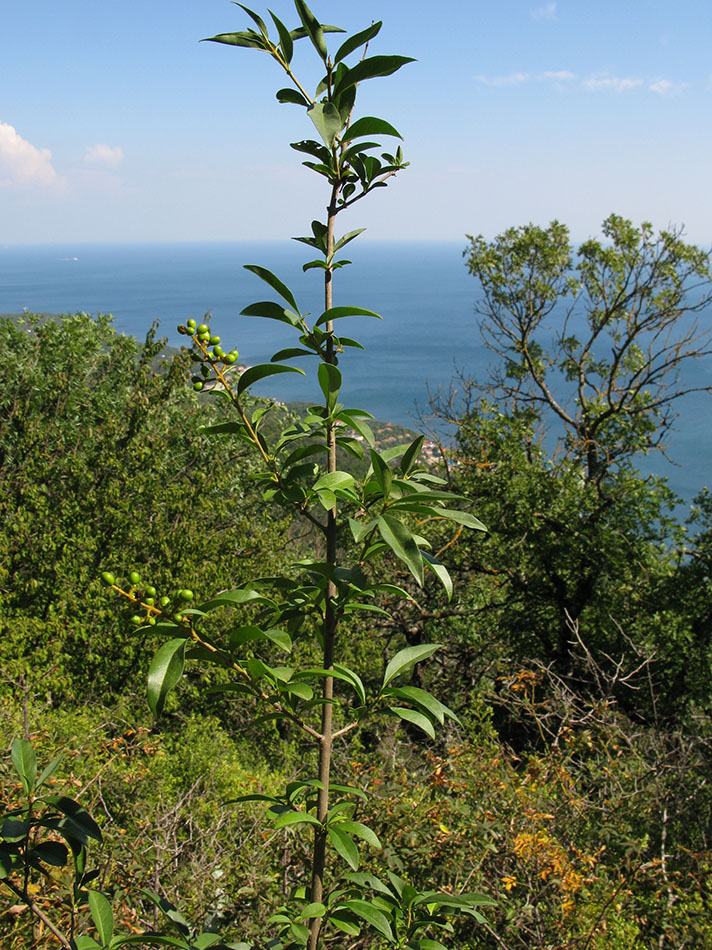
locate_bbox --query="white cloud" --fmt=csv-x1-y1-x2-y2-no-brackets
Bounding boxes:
84,144,124,168
649,79,688,96
583,75,644,92
531,2,557,20
475,70,576,87
541,70,577,81
0,121,58,187
474,72,531,87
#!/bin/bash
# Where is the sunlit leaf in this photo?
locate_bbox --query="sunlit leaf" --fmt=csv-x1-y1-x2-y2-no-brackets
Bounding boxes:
307,100,343,148
377,514,423,585
382,643,440,688
147,639,186,717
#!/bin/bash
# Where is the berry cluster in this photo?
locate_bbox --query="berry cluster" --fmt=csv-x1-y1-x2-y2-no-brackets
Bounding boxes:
177,317,239,391
100,570,194,626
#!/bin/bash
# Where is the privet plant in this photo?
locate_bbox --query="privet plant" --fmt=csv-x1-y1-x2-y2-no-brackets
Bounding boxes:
2,2,490,948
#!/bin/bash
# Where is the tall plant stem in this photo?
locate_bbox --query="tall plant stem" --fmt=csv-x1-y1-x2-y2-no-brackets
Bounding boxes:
308,182,340,950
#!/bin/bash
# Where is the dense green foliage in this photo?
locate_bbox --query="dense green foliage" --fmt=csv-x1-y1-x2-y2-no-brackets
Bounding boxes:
0,313,289,704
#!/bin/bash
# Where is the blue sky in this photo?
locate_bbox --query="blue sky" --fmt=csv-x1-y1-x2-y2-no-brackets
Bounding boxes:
1,0,710,244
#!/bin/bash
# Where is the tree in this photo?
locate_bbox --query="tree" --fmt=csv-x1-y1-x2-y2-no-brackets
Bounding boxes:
426,216,712,691
461,214,712,482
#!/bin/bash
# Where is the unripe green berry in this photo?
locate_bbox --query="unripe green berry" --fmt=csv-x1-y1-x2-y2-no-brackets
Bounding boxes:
148,616,157,626
101,572,115,587
201,365,210,378
173,613,184,623
209,335,221,345
131,615,142,626
145,597,155,606
129,570,140,585
193,381,204,392
145,585,157,598
226,353,237,364
197,323,209,334
159,596,170,608
213,346,224,359
178,589,194,601
187,318,197,329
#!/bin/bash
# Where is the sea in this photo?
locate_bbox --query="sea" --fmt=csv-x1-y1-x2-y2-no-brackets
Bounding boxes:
1,240,710,506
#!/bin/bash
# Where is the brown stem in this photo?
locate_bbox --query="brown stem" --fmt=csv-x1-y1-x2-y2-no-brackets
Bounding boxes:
3,879,73,950
307,181,340,950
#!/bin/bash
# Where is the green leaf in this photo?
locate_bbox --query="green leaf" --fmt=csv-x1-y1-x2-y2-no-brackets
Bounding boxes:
329,912,361,936
312,470,355,493
370,450,393,497
332,228,366,253
382,643,440,688
435,508,488,532
29,841,69,867
337,410,375,447
193,934,224,949
334,21,382,64
74,938,102,950
147,638,186,717
44,796,103,844
307,100,343,148
335,55,416,95
342,116,402,143
400,435,425,475
335,820,381,850
421,550,453,601
241,300,300,326
294,0,328,60
201,588,270,610
234,3,268,37
377,514,424,585
270,11,294,63
271,347,314,362
243,264,299,312
276,87,309,106
11,739,36,795
318,362,342,412
203,31,265,49
35,753,63,791
328,826,360,870
316,305,381,327
273,810,322,830
298,902,327,920
237,362,305,396
264,628,292,652
89,890,114,946
282,680,313,701
296,664,366,704
2,817,30,842
342,900,394,941
390,705,435,739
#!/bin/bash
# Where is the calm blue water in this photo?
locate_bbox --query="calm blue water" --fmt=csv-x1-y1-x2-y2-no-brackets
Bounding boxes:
1,240,710,503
